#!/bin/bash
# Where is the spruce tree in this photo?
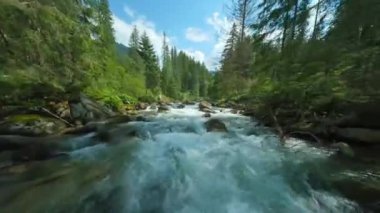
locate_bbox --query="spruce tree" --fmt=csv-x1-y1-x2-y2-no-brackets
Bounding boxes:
129,26,140,50
139,32,160,93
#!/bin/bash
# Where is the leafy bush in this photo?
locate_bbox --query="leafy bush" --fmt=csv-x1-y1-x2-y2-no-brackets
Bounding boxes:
138,94,157,103
101,95,123,111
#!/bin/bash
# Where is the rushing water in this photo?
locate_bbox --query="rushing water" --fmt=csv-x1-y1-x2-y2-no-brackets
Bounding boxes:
0,105,372,212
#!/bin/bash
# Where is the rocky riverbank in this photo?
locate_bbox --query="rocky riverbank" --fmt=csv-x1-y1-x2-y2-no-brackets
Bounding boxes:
0,99,380,211
0,93,155,163
216,99,380,146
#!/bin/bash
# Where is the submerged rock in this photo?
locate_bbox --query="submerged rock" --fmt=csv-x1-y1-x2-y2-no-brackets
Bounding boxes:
205,119,227,132
203,113,211,118
177,104,186,109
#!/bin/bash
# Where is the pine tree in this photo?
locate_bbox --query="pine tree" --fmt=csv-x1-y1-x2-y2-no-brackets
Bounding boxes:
230,0,255,41
161,33,173,96
97,0,115,52
222,23,239,62
139,32,160,93
129,26,140,49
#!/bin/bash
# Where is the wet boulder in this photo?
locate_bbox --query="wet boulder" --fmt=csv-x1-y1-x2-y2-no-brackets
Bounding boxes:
0,114,67,136
177,104,186,109
135,102,148,110
231,109,240,114
150,104,158,110
199,101,212,112
203,113,211,118
158,105,170,112
205,119,227,132
331,142,355,158
69,93,115,124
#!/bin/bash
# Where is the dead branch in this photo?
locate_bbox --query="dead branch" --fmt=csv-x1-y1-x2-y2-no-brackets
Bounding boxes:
41,107,74,127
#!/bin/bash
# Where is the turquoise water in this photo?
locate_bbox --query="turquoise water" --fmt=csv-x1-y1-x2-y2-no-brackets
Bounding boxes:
0,105,363,212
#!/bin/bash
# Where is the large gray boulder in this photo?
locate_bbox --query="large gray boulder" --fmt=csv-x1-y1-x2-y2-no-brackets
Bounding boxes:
69,93,115,124
199,101,212,112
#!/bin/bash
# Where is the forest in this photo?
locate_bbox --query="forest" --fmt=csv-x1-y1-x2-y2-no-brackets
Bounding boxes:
0,0,380,212
1,0,379,143
209,0,380,142
0,0,210,111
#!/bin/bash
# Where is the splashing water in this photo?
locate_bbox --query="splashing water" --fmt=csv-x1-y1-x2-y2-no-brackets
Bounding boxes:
0,105,364,213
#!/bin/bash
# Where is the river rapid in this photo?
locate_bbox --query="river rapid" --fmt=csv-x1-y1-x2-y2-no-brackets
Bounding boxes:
0,104,377,212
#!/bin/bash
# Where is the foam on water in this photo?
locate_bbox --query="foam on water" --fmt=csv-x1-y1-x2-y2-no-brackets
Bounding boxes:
0,104,364,213
122,105,360,213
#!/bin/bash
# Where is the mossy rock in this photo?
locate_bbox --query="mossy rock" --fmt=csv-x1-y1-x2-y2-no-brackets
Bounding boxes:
0,114,67,136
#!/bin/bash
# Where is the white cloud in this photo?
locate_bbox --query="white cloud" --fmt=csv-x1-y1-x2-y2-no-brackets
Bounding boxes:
113,6,207,66
206,12,234,70
112,14,165,57
123,5,135,18
185,27,210,43
183,49,206,63
207,12,232,34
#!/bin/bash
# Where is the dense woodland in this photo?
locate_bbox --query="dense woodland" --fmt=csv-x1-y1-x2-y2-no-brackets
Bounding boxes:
1,0,380,119
210,0,380,120
0,0,210,110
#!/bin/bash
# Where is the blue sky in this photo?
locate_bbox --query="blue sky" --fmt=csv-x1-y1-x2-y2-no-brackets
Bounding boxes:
109,0,232,70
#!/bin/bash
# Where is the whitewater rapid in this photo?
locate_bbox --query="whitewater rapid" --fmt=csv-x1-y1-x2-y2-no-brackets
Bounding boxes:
123,105,359,212
0,104,362,213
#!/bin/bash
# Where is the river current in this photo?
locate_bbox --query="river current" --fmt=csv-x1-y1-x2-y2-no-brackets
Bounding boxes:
0,104,365,212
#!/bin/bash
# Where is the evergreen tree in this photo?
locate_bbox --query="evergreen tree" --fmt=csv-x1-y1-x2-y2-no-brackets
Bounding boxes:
139,32,161,93
129,26,140,49
161,33,173,96
230,0,255,41
97,0,115,53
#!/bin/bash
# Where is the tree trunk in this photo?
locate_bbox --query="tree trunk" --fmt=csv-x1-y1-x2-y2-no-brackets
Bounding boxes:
240,0,248,41
312,0,321,39
281,10,290,53
291,0,299,40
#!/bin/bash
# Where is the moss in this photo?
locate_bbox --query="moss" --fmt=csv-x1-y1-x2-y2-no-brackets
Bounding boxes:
6,114,44,123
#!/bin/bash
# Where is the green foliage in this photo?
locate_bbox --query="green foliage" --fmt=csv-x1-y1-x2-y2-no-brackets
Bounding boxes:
138,93,158,103
0,0,148,105
210,0,380,117
139,32,161,93
85,87,138,111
